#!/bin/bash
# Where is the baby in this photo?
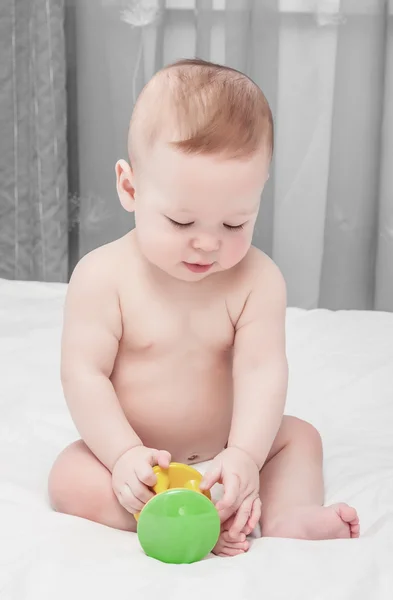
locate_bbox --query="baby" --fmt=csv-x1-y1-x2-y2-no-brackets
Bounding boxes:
49,59,359,556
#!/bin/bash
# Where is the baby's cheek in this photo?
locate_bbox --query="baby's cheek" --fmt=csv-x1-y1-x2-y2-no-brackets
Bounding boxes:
136,223,165,259
222,234,251,268
148,229,181,266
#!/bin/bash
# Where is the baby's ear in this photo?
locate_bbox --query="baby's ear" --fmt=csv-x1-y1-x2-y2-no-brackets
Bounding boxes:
115,159,135,212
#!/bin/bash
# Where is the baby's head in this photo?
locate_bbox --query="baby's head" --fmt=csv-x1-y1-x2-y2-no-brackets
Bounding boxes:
116,58,273,281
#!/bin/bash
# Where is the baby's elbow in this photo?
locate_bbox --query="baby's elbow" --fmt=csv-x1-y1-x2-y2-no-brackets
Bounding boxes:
280,356,289,385
60,361,94,392
261,357,288,401
60,359,72,389
60,365,79,395
273,355,288,387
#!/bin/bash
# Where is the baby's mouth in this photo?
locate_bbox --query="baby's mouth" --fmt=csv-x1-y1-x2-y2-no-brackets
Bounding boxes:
182,262,214,273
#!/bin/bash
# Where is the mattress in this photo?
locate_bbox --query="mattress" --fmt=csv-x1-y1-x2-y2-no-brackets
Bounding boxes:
0,278,392,600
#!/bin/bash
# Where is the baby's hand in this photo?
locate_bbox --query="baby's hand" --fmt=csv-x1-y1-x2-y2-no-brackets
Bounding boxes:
112,446,171,515
200,447,261,537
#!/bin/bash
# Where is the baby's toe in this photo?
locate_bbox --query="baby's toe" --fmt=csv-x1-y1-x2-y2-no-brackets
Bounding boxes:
218,547,246,557
226,540,249,552
222,530,246,544
335,503,357,523
349,518,360,538
334,503,360,537
213,530,250,557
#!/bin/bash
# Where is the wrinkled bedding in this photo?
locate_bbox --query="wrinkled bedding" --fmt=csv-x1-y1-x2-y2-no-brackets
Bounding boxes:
0,278,392,599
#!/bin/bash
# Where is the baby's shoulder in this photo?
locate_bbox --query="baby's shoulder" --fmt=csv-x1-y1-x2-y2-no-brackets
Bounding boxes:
67,236,133,303
72,235,131,278
222,247,285,324
235,246,285,293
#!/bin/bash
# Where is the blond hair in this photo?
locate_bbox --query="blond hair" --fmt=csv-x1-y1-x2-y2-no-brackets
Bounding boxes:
129,58,273,164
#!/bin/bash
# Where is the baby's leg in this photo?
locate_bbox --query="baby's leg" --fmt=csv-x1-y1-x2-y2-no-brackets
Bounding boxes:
48,440,136,532
260,416,359,540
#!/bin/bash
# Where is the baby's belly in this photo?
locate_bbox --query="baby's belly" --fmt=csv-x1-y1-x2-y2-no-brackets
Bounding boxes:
112,352,233,464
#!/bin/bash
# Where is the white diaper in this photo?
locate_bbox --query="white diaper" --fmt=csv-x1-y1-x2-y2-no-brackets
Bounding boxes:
194,459,261,538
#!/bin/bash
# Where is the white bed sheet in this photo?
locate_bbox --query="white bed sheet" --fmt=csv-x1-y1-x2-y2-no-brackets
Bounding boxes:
0,278,392,600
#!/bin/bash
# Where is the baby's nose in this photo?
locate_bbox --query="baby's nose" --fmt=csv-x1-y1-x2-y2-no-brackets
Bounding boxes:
191,234,220,252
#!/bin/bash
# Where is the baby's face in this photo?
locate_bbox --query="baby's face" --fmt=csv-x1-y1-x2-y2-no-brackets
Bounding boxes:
133,144,269,281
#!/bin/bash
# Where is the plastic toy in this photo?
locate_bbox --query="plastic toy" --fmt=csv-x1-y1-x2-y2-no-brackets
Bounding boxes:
136,462,220,564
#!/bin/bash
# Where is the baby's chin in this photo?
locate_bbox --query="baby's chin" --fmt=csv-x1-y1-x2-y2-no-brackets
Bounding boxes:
154,261,225,282
143,254,239,282
172,263,221,282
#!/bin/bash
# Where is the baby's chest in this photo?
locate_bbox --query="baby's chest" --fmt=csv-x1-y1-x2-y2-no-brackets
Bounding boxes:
120,293,235,353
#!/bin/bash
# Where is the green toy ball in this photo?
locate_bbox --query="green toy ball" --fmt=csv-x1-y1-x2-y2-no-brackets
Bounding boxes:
137,488,220,564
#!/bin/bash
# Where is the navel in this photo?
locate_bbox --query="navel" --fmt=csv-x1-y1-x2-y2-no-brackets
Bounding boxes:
188,454,199,462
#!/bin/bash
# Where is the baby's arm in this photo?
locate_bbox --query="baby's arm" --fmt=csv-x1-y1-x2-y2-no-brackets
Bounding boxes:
201,255,288,529
61,251,142,472
228,255,288,469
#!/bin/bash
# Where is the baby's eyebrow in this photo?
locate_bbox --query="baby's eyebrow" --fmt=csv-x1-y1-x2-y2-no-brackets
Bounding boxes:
169,209,193,215
232,205,259,217
168,204,258,218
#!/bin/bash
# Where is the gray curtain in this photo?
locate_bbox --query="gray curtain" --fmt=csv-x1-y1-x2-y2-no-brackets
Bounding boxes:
0,0,68,282
65,0,393,310
2,0,393,312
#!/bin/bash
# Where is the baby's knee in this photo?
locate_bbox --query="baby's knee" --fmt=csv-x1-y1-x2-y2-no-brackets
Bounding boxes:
48,440,112,522
48,442,89,516
285,416,322,453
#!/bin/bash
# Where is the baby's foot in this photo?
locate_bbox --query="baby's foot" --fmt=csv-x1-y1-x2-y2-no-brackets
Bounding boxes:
264,503,360,541
213,516,250,557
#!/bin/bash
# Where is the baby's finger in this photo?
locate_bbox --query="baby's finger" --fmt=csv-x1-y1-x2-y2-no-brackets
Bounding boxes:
200,467,221,491
215,474,240,514
228,496,254,539
217,506,236,524
221,514,235,530
117,484,144,514
131,478,155,505
148,449,170,469
245,497,262,534
135,461,157,487
156,450,171,469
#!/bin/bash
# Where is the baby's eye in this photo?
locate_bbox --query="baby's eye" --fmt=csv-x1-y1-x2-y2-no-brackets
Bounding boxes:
167,217,194,229
224,223,245,231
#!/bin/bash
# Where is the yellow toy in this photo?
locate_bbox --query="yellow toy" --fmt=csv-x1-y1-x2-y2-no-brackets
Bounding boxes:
135,462,211,521
136,462,220,563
